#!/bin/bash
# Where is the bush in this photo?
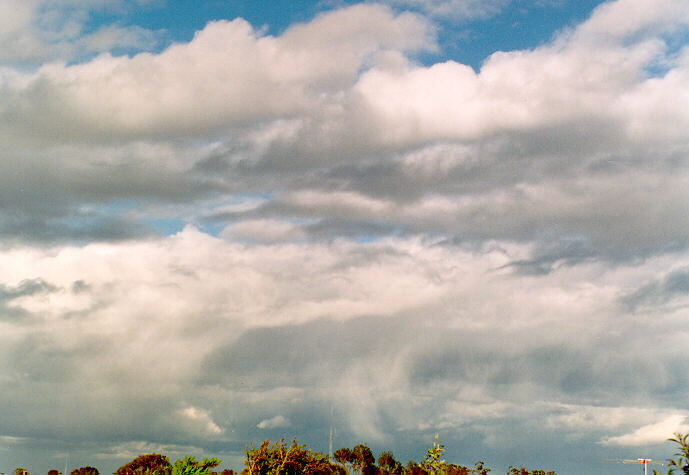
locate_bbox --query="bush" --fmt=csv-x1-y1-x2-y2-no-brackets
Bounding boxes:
70,467,99,475
171,455,221,475
242,439,344,475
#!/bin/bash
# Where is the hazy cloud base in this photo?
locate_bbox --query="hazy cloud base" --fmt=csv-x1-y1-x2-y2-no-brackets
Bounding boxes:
1,0,688,473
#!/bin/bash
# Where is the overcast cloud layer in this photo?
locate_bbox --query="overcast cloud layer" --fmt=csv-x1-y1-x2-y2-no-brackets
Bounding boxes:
1,0,689,473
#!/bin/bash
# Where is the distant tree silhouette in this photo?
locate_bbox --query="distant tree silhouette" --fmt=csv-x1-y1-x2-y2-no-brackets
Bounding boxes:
48,470,60,475
13,469,28,475
507,467,555,475
70,467,99,475
116,454,172,475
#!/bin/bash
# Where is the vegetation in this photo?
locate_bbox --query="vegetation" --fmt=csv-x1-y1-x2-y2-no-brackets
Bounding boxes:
70,468,99,475
242,438,344,474
664,432,689,475
115,454,172,475
172,456,221,475
25,431,689,475
11,434,560,475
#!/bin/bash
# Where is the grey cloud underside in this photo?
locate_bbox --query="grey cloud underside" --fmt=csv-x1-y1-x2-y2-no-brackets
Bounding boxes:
195,135,688,262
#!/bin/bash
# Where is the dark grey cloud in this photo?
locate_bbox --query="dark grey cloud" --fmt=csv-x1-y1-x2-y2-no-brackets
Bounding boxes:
0,278,57,321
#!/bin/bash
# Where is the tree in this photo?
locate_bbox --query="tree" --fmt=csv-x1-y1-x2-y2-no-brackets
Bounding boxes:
13,469,28,475
378,452,402,475
334,448,355,473
48,470,60,475
242,438,344,475
403,461,427,475
116,454,172,475
350,444,376,475
70,468,99,475
667,433,689,475
423,435,445,475
507,468,555,475
171,456,221,475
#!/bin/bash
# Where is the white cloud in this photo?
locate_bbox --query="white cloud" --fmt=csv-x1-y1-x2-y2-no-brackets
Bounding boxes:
0,4,432,140
574,0,689,42
257,415,291,429
602,415,689,446
179,406,224,436
0,0,162,64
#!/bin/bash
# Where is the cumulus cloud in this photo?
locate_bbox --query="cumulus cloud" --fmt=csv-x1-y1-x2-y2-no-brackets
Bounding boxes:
602,415,689,446
1,0,688,473
0,0,162,64
257,415,291,429
0,4,432,140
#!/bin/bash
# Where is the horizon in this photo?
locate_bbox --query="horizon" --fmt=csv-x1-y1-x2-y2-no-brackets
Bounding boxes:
1,0,689,474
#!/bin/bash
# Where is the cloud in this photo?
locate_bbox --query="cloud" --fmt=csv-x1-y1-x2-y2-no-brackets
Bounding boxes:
602,415,689,446
0,0,162,64
385,0,510,20
0,0,688,473
0,4,433,140
623,267,689,311
180,407,224,436
257,415,291,429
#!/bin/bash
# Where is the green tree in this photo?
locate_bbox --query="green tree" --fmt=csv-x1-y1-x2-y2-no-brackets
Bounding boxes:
423,435,445,475
242,438,344,475
116,453,172,475
171,456,221,475
667,433,689,475
13,469,28,475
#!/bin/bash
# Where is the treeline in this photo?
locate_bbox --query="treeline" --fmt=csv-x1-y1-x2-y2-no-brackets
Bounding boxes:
10,435,558,475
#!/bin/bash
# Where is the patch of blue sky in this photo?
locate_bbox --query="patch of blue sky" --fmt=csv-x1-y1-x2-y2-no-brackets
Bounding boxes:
82,0,609,71
427,0,607,70
642,28,689,78
148,216,187,235
86,0,324,57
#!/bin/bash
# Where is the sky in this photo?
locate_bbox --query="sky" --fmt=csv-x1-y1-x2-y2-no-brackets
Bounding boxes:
0,0,688,473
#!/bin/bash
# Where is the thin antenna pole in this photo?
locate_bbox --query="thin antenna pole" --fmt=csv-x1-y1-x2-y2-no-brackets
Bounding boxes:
64,454,68,475
329,403,334,460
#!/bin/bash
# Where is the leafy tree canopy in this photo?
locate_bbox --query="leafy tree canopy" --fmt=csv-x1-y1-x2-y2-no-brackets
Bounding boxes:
70,467,99,475
242,438,344,475
116,453,172,475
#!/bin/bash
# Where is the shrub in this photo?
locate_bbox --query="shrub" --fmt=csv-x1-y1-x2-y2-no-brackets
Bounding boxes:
70,467,99,475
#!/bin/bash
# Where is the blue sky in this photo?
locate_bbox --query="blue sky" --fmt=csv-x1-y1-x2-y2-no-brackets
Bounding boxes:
1,0,689,474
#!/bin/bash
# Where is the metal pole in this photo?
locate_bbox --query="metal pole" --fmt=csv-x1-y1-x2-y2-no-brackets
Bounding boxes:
329,404,334,459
